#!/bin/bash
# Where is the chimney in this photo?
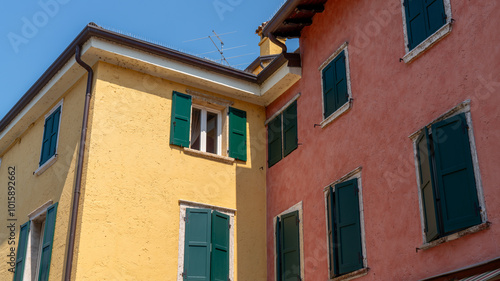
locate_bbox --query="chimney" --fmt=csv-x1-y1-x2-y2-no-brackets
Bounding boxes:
246,22,286,74
256,21,285,57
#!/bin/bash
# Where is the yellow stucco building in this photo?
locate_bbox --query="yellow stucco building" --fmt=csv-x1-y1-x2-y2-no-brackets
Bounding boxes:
0,23,299,280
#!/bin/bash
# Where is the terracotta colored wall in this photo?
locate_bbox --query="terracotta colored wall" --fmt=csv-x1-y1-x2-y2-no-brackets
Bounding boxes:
266,0,500,280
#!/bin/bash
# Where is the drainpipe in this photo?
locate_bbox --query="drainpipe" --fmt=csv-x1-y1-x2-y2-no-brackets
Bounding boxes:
64,45,93,281
268,32,301,67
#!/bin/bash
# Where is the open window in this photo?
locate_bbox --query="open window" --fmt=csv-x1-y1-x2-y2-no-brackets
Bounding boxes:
170,91,247,161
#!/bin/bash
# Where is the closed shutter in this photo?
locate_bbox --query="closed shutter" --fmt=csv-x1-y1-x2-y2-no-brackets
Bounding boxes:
333,52,348,110
184,209,211,281
425,0,446,35
280,211,300,281
170,91,192,147
211,211,230,281
268,115,283,167
405,0,427,49
275,217,282,281
229,107,247,161
40,107,61,165
327,187,338,278
335,179,363,275
13,221,30,281
432,113,481,234
283,101,298,157
417,130,440,241
322,62,336,118
39,203,58,281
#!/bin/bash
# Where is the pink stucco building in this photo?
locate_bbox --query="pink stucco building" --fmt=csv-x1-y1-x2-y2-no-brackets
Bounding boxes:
263,0,500,280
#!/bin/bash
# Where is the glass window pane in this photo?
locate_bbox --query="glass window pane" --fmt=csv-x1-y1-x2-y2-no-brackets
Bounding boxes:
206,112,218,154
191,108,201,151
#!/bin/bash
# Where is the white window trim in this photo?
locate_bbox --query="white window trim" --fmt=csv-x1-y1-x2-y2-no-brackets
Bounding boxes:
23,200,53,280
190,104,222,156
318,42,353,128
400,0,453,63
273,201,304,281
176,200,235,281
409,100,487,246
323,167,368,280
35,99,63,175
264,93,301,126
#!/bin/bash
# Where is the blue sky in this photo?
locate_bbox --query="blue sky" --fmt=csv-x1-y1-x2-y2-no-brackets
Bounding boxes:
0,0,296,120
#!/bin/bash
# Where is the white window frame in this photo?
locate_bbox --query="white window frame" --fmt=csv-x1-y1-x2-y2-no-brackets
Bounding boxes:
318,42,353,128
323,167,368,280
409,100,488,248
176,200,235,281
273,201,304,281
400,0,453,63
23,200,53,280
35,99,63,176
190,104,222,156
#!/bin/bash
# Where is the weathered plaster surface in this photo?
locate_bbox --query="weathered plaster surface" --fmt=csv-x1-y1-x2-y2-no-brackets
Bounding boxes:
266,0,500,280
73,62,267,280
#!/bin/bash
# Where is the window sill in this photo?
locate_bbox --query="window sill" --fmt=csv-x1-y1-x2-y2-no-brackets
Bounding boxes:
320,100,351,129
331,268,369,281
418,222,490,251
183,148,235,164
403,22,452,64
34,155,57,176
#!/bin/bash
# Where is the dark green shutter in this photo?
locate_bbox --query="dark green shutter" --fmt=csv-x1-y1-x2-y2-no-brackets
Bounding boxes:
322,51,348,119
327,187,338,278
425,0,446,35
229,107,247,161
40,106,61,166
322,62,336,119
335,179,363,275
333,52,348,111
211,211,230,281
170,91,191,147
405,0,446,49
432,114,481,234
184,209,211,281
13,221,30,281
417,130,440,241
38,203,58,281
280,211,300,281
268,115,282,167
275,217,282,281
283,101,298,157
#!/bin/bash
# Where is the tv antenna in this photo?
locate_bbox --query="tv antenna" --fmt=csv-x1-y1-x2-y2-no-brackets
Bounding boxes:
183,30,237,66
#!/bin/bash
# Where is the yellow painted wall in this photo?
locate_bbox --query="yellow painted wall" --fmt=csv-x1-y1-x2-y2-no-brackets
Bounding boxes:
71,62,267,280
0,77,88,280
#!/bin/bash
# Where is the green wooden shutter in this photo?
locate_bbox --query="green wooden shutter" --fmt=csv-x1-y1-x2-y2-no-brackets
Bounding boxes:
417,130,440,241
275,217,282,281
268,115,283,167
283,101,298,157
425,0,446,35
184,208,211,281
170,91,191,147
211,211,230,281
322,62,336,119
327,187,338,278
280,211,300,281
431,114,481,234
229,107,247,161
333,51,348,110
38,203,58,281
335,179,363,275
405,0,427,49
13,221,30,281
40,107,61,166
